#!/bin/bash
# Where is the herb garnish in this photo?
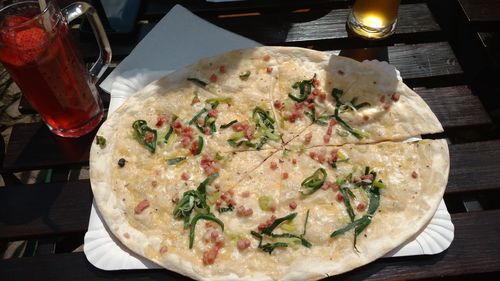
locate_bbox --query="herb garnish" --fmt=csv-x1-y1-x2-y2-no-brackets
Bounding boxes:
189,99,230,135
225,107,279,150
220,119,238,129
96,135,106,148
187,78,207,87
164,115,178,144
173,173,224,248
195,136,204,155
331,167,382,250
251,212,312,254
132,120,157,153
334,107,367,139
288,74,315,102
167,157,187,165
239,70,251,80
300,168,327,196
217,204,234,213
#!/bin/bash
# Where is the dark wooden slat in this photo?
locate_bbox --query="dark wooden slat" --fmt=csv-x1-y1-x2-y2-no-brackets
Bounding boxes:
447,140,500,193
1,140,499,240
2,123,97,172
415,86,492,129
0,210,499,280
0,180,92,241
76,3,442,60
388,42,463,87
459,0,500,23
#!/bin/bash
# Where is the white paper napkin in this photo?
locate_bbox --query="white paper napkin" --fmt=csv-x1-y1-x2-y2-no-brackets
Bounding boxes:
100,4,260,107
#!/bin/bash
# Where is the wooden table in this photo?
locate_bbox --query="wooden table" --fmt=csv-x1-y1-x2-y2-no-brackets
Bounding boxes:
1,0,500,280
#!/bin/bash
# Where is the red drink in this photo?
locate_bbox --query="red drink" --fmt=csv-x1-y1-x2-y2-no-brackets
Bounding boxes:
0,2,104,137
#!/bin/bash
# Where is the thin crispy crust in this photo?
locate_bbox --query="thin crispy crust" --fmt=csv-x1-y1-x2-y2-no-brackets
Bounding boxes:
89,47,449,281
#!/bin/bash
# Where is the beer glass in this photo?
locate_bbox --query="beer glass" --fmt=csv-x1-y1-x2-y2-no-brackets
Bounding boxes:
347,0,401,39
0,0,111,137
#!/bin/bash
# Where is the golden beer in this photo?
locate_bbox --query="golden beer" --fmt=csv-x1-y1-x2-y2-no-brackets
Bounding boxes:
347,0,401,39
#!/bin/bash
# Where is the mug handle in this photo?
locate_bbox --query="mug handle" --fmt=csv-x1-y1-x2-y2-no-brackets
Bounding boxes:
62,2,112,83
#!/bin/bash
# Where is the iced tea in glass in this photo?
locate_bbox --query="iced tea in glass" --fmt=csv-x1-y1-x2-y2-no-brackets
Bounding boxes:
0,1,111,137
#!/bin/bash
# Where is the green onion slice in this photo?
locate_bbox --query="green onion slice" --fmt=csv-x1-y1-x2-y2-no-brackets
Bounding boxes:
167,157,186,165
132,120,157,153
300,168,327,196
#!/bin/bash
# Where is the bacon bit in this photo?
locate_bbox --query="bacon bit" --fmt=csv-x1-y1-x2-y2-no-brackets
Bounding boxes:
312,78,320,88
263,55,271,61
292,158,297,165
266,67,273,74
202,247,219,265
204,127,211,135
337,70,345,75
391,92,401,102
232,121,248,132
311,88,320,97
309,151,317,160
289,201,297,210
228,190,235,196
154,170,161,176
144,131,155,143
237,238,251,251
306,102,315,110
360,174,374,181
318,92,326,103
295,103,305,110
210,74,218,82
123,232,130,239
201,154,220,175
273,100,284,110
258,215,277,231
241,191,250,198
321,180,334,190
215,235,225,247
383,103,391,111
181,172,190,181
282,172,289,180
173,119,183,129
329,119,337,126
172,197,179,204
270,161,278,170
181,136,191,148
208,109,218,118
160,246,168,254
317,153,326,164
205,222,214,228
379,95,386,103
189,139,199,155
155,115,167,128
270,203,277,213
244,126,255,140
412,171,418,178
237,205,253,217
357,202,367,212
304,132,313,144
219,65,226,73
134,199,150,214
336,192,344,202
325,124,334,140
363,115,369,121
151,180,158,188
210,230,219,242
215,199,222,207
331,183,339,191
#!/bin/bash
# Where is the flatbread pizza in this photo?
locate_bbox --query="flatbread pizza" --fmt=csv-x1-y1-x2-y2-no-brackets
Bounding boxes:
89,47,449,281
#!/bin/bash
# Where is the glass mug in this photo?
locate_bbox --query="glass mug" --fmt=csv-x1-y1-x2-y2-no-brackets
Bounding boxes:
347,0,401,40
0,0,111,137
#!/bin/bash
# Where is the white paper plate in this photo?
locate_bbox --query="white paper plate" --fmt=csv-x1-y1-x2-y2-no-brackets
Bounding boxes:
85,60,454,270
